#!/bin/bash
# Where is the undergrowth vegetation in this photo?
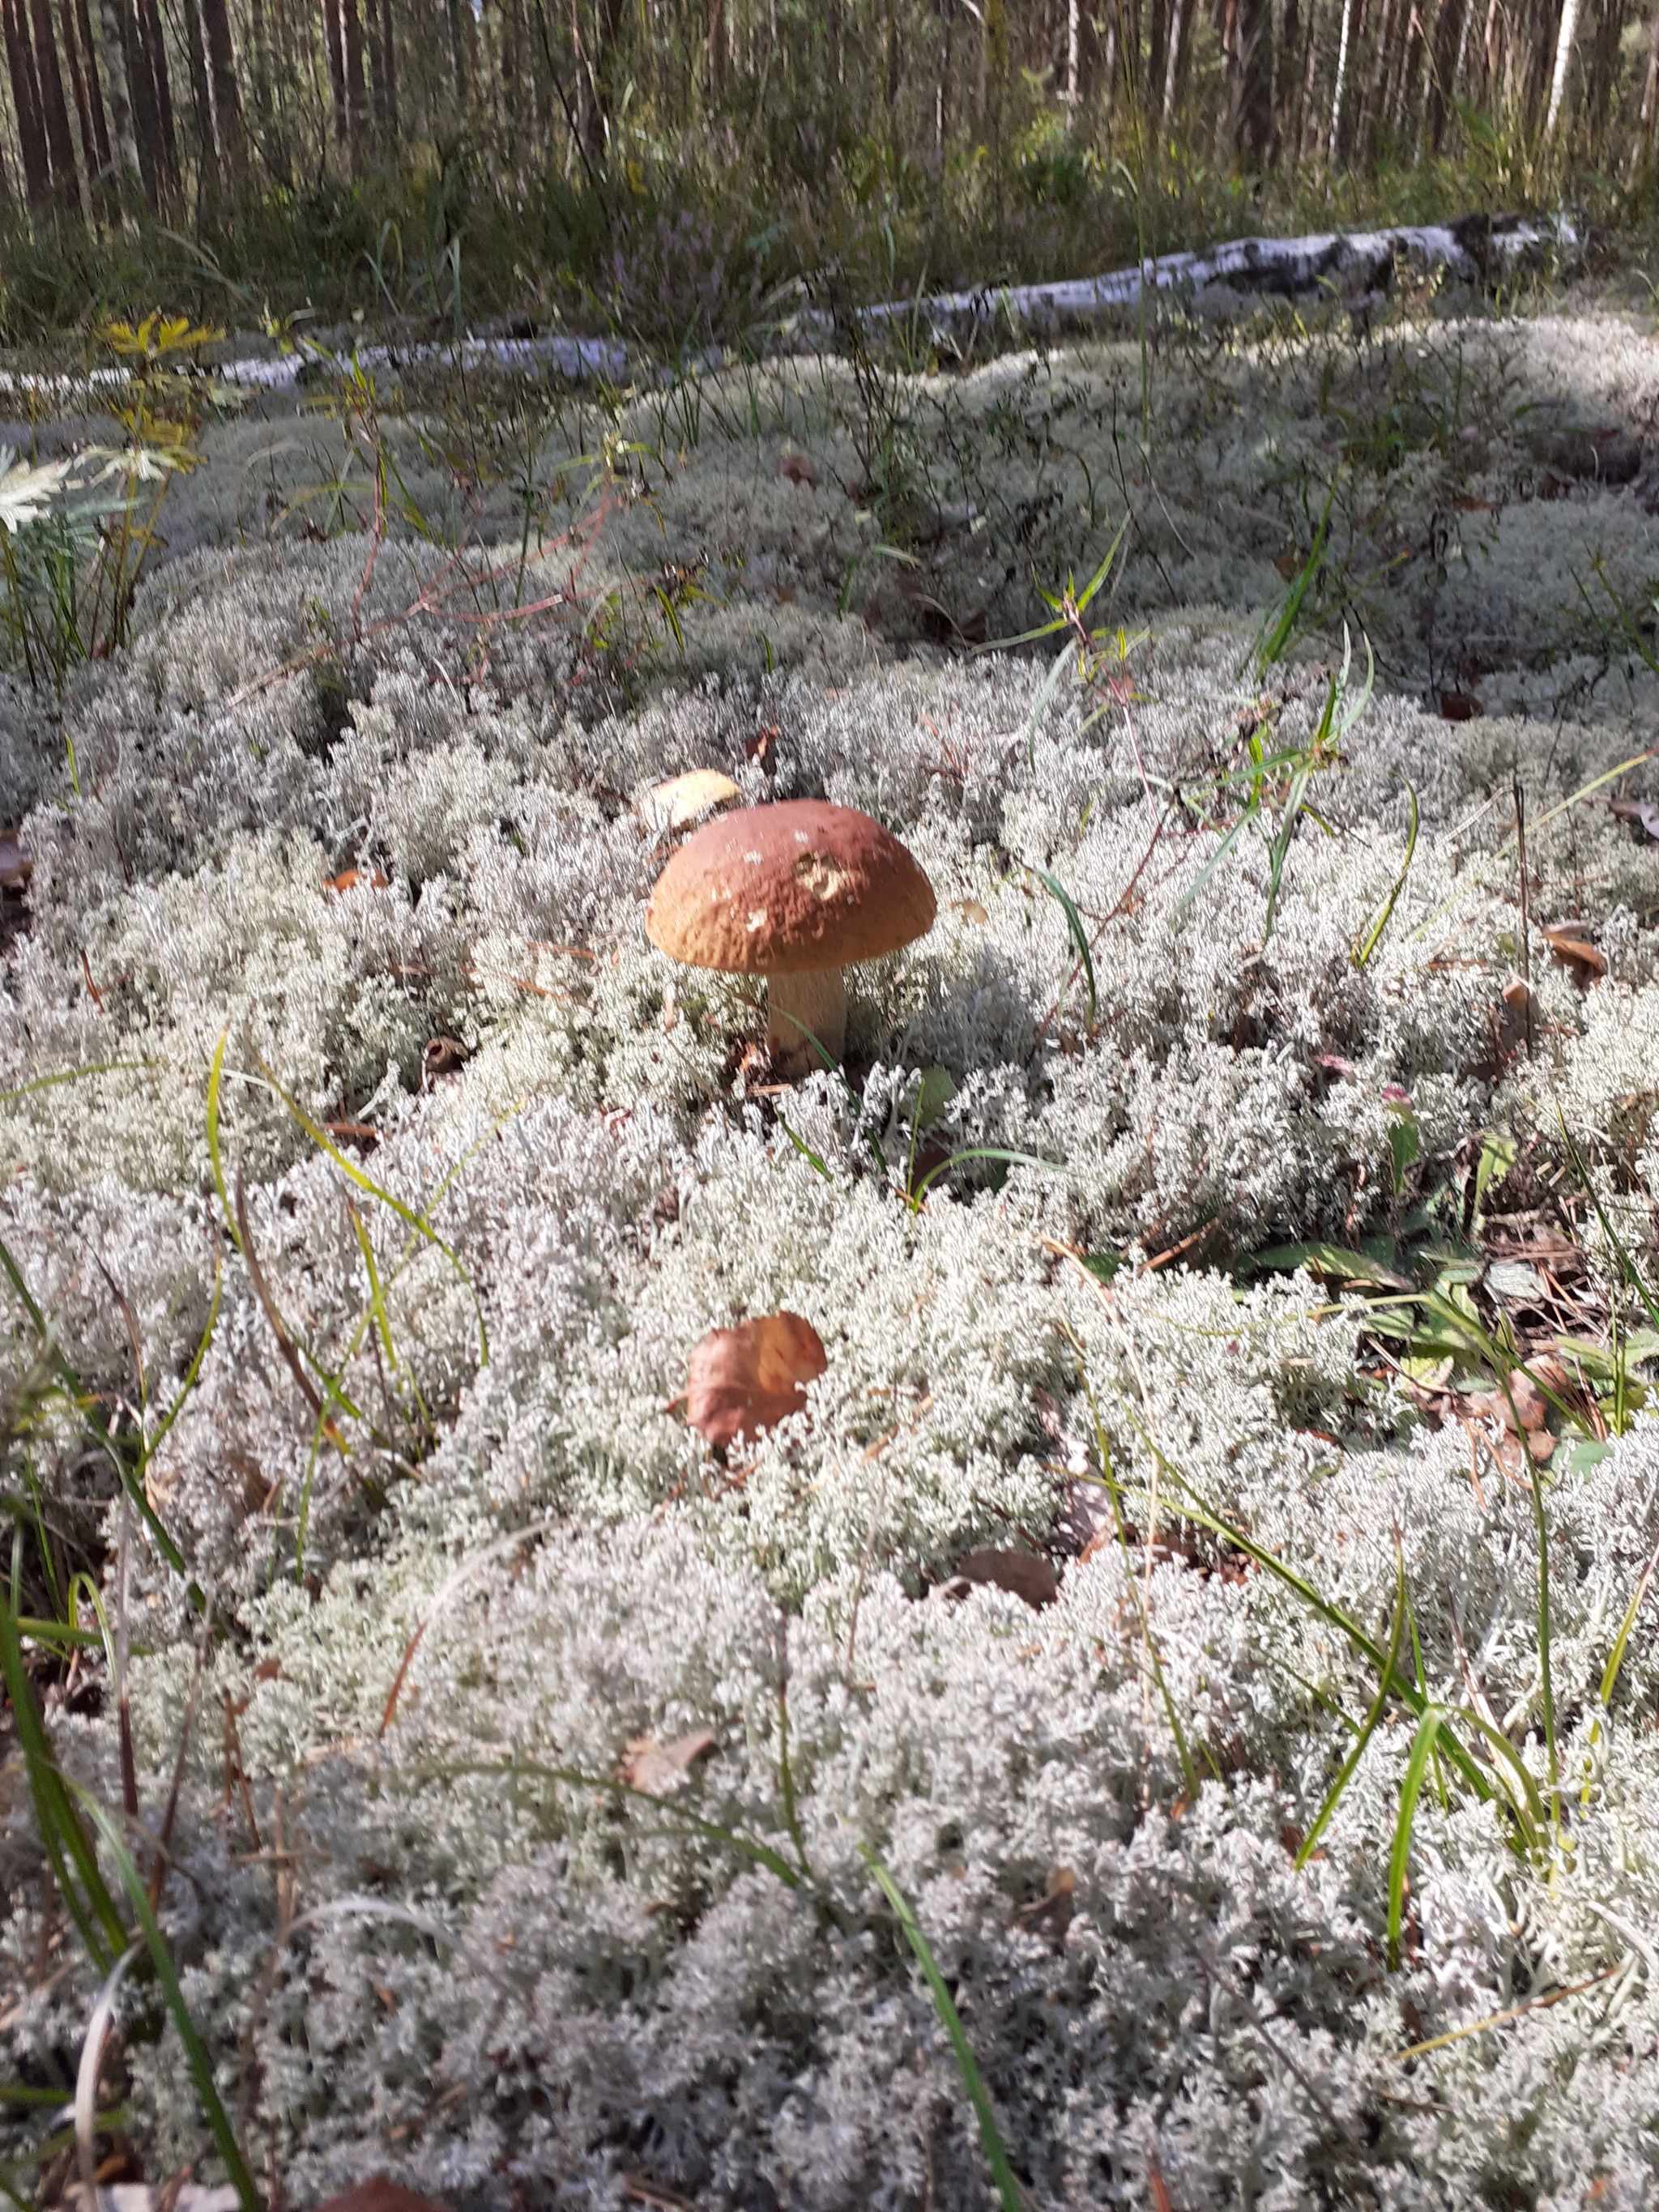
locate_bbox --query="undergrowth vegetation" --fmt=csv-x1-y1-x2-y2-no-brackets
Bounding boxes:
6,278,1659,2205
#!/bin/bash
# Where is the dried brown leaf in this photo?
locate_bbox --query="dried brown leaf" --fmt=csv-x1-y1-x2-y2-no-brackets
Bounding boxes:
684,1312,828,1448
1542,926,1606,984
620,1728,717,1795
315,2183,452,2212
950,1549,1060,1609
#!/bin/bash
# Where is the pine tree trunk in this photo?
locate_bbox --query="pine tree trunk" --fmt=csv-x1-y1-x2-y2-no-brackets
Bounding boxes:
1232,0,1272,156
339,0,367,151
2,0,53,206
1633,0,1659,165
91,0,140,198
28,0,84,207
200,0,243,183
62,0,111,193
137,0,176,185
1424,0,1465,141
322,0,346,141
180,0,217,206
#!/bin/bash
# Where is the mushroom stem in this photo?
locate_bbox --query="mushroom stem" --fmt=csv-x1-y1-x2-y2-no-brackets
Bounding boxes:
766,966,847,1074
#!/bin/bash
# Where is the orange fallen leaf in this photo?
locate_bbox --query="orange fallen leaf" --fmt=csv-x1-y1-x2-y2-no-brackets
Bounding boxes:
639,769,740,833
316,2183,451,2212
950,1549,1059,1609
325,867,390,893
620,1728,717,1795
1013,1863,1077,1944
685,1312,828,1448
1542,926,1606,984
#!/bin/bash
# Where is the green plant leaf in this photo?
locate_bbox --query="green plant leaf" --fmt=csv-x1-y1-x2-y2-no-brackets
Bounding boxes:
859,1847,1023,2212
1030,865,1097,1023
1388,1707,1446,1968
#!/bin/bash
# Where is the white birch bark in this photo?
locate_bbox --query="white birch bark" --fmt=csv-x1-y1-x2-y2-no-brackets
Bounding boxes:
1545,0,1580,133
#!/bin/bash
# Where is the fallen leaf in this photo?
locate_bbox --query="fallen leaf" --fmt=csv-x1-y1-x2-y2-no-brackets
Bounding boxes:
684,1311,828,1448
324,867,390,892
744,725,778,766
620,1727,717,1795
1483,1259,1548,1305
950,1549,1060,1609
1013,1864,1077,1944
1438,689,1482,722
776,450,817,488
1542,925,1606,984
421,1036,470,1082
950,897,990,925
1610,795,1659,842
315,2184,452,2212
639,768,740,833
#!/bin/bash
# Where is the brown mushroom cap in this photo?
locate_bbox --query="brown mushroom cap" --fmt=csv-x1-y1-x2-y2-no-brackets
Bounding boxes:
644,799,936,977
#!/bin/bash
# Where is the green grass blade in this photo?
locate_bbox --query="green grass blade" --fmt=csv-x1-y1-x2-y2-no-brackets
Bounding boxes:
1297,1553,1407,1868
1251,476,1334,673
70,1790,261,2210
205,1031,243,1256
1030,867,1097,1024
0,1231,195,1592
776,1115,833,1181
138,1253,222,1478
1556,1111,1659,1338
1388,1707,1445,1969
1352,778,1419,970
433,1758,803,1888
1600,1541,1659,1707
0,1060,163,1109
859,1846,1023,2212
910,1147,1057,1205
254,1057,489,1366
1074,1372,1198,1796
0,1601,126,1968
1025,637,1076,766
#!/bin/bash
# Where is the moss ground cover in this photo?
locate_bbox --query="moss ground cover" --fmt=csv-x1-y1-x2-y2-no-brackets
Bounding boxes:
6,279,1659,2204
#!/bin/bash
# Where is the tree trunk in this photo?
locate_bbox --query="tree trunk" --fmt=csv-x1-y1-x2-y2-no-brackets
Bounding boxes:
92,0,142,198
1544,0,1579,130
1633,0,1659,165
1424,0,1465,141
369,0,396,139
2,0,53,206
1282,0,1309,149
200,0,243,185
135,0,176,186
28,0,84,207
1584,0,1623,138
1232,0,1273,156
447,0,469,100
1392,0,1427,133
1329,0,1355,154
1146,0,1167,121
62,0,110,192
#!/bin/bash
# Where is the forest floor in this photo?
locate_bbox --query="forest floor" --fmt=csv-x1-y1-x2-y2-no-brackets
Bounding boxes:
6,268,1659,2207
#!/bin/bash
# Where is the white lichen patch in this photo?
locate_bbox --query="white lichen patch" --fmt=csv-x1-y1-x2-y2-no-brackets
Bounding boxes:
7,302,1659,2207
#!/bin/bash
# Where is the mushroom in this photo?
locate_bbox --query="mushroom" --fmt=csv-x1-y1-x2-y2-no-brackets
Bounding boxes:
644,799,936,1076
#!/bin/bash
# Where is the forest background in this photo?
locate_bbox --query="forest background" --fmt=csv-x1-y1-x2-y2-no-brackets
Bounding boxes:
0,0,1651,342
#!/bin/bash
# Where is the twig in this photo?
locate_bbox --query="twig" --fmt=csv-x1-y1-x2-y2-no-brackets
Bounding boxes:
1513,766,1533,1059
